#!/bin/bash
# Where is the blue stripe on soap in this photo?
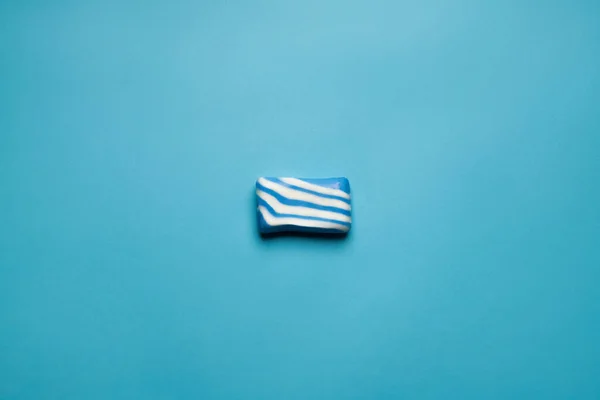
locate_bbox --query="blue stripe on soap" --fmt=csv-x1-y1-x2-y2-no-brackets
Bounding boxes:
259,224,348,235
267,178,351,203
256,183,352,216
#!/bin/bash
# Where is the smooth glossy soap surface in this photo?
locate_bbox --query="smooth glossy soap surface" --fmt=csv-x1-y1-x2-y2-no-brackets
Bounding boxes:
256,177,351,235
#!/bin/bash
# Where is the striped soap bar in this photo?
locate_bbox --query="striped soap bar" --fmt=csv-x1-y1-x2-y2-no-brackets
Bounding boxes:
256,177,351,235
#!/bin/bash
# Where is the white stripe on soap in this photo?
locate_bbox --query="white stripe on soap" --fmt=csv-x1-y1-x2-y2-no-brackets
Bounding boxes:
280,177,351,200
258,178,351,211
258,206,350,232
256,189,351,223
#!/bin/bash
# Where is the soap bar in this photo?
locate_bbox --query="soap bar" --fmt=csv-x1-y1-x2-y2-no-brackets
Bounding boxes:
256,177,351,235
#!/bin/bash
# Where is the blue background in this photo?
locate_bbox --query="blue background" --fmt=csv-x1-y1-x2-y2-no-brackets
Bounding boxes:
1,0,599,398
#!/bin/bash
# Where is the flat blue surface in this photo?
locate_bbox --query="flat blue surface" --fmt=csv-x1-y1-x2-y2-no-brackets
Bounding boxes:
1,0,599,398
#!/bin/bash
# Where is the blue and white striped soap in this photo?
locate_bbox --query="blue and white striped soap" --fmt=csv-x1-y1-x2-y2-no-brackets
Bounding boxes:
256,177,351,235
